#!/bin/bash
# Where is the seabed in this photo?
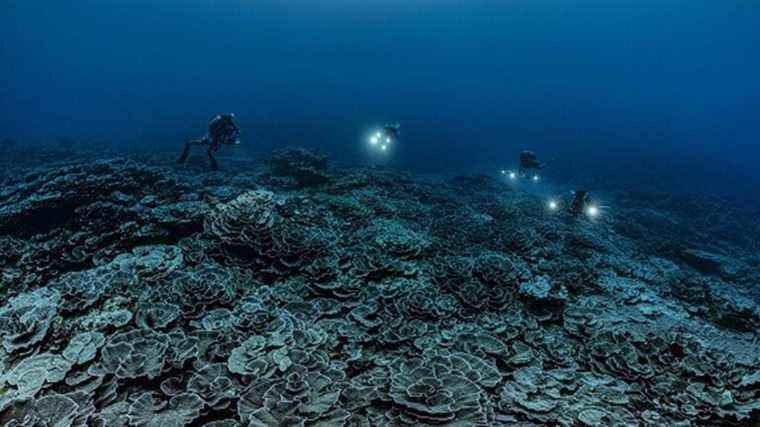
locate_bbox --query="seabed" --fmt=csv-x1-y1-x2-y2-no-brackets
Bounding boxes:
0,145,759,426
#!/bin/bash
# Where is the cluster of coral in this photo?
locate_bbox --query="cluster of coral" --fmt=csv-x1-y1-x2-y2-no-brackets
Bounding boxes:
0,150,758,426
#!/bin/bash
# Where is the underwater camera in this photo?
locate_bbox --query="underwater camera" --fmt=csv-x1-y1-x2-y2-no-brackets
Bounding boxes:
500,169,540,183
567,190,604,219
369,130,391,152
500,169,518,180
368,123,400,153
545,192,603,218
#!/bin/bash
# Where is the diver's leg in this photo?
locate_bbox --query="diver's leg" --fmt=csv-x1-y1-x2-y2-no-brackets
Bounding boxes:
178,139,203,164
207,147,219,171
178,142,191,164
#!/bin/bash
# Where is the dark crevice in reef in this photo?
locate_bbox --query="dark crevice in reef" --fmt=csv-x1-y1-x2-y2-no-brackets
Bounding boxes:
0,149,758,426
0,204,80,237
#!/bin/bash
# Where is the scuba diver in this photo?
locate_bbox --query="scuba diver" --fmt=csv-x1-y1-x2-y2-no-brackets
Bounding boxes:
370,123,400,151
518,150,544,177
178,113,241,171
501,150,545,181
382,123,400,144
569,190,599,218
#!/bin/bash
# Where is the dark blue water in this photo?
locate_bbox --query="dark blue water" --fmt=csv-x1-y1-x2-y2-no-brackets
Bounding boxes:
2,0,759,204
4,4,760,424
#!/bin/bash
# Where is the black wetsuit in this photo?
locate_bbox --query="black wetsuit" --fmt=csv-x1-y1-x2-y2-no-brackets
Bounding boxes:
178,114,240,170
569,190,590,216
382,125,400,143
519,150,543,175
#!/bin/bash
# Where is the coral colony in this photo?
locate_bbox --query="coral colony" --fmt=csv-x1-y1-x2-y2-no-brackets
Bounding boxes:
0,144,759,426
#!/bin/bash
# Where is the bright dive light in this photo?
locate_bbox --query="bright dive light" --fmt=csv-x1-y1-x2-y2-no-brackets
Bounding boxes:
376,132,382,138
370,136,378,145
532,175,540,182
509,172,517,180
548,200,558,210
586,205,599,218
386,137,391,143
381,144,388,151
500,169,506,175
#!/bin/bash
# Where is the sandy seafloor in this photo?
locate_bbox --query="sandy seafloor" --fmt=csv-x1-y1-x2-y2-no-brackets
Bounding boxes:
0,144,759,426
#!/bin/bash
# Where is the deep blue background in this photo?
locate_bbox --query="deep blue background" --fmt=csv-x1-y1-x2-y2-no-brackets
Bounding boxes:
2,1,759,203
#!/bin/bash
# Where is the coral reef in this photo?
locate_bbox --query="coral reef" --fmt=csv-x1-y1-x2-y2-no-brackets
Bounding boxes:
269,147,331,187
0,150,758,426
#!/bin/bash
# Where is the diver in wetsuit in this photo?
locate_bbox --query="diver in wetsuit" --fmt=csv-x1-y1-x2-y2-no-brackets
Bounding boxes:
178,114,240,171
569,190,592,217
518,150,544,177
381,123,400,144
